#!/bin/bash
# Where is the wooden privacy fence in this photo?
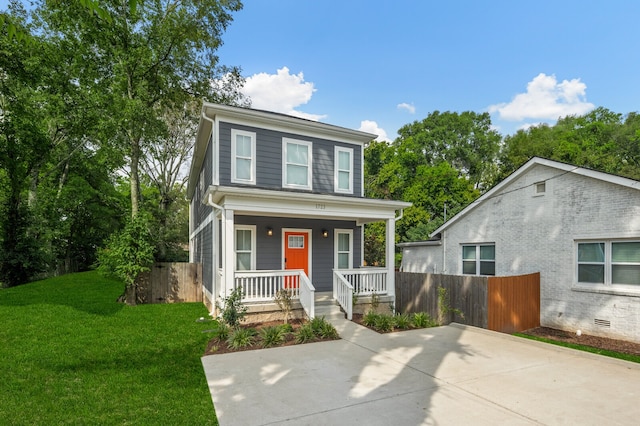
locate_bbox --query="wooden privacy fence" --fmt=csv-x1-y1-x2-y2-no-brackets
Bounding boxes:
395,272,540,333
136,263,203,304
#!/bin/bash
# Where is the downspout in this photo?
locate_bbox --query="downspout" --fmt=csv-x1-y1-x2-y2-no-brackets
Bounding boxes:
442,230,446,274
205,192,225,316
395,209,404,221
206,193,224,212
200,108,224,315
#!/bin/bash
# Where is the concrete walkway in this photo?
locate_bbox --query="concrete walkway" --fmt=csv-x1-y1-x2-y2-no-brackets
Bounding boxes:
201,304,640,425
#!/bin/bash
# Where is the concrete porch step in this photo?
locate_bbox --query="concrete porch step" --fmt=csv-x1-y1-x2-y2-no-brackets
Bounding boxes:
314,291,335,306
315,303,345,320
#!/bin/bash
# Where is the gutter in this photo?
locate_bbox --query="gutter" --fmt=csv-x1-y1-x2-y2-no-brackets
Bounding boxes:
206,192,224,212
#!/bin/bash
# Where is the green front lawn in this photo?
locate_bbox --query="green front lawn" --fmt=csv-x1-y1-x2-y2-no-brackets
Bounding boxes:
0,271,217,425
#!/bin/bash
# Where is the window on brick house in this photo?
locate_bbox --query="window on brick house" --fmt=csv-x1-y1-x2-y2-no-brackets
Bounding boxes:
578,241,640,286
462,244,495,276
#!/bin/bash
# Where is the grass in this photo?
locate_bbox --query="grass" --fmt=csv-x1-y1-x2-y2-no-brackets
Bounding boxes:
0,271,217,425
514,333,640,364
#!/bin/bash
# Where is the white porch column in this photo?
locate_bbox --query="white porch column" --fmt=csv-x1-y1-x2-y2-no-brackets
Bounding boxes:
386,217,395,299
221,208,235,299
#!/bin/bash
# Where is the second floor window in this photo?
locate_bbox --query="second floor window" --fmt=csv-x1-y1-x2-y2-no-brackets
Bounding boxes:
335,146,353,194
231,129,256,184
283,138,312,190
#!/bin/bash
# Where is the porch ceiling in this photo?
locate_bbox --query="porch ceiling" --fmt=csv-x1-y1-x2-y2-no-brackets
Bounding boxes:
205,185,411,223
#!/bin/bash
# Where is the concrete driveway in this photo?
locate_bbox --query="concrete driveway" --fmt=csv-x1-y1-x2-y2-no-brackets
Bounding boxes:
202,311,640,425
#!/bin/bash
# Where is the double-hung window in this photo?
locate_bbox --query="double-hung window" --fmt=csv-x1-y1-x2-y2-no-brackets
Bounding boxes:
462,244,495,276
235,226,256,271
577,241,640,286
231,129,256,185
334,146,353,194
283,138,312,190
335,229,353,269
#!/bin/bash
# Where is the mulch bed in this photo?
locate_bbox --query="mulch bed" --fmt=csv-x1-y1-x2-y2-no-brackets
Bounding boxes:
204,319,338,356
521,327,640,356
353,313,640,357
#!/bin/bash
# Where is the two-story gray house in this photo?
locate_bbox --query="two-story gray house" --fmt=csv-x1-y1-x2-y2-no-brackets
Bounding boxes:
187,103,410,318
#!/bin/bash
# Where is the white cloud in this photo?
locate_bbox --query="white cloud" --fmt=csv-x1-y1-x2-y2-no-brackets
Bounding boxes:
359,120,390,142
397,102,416,114
241,67,326,121
488,73,594,122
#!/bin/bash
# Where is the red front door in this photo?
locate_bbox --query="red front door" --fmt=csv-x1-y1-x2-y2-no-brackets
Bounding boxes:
284,231,309,288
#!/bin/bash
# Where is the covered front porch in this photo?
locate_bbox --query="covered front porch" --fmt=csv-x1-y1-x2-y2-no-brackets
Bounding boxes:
204,185,410,320
235,267,391,320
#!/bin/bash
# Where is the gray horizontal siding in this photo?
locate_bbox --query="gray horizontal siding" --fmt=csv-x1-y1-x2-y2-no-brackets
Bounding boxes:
235,215,361,292
219,121,362,196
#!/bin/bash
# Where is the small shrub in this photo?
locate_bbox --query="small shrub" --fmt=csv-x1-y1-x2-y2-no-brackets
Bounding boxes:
310,316,327,335
411,312,433,328
394,313,411,330
217,287,247,327
363,311,379,327
212,322,231,341
316,319,338,339
274,288,293,324
437,286,465,325
294,323,316,344
279,323,294,333
374,314,394,333
226,327,256,350
260,326,287,348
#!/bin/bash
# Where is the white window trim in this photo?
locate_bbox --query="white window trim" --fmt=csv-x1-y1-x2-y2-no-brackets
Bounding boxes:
234,225,256,271
334,146,354,194
334,229,353,269
462,244,495,276
231,129,257,185
282,138,313,190
574,240,640,293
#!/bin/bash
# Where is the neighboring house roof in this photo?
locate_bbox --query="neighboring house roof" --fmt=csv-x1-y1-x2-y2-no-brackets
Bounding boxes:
429,157,640,238
397,234,442,248
187,102,377,199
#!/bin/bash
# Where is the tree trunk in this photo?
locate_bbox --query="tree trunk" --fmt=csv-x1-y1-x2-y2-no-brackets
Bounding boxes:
130,137,141,218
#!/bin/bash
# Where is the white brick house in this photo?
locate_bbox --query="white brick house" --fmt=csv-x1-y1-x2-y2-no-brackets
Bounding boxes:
399,157,640,342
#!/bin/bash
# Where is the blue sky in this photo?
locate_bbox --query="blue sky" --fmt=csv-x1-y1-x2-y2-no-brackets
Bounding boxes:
216,0,640,140
4,1,640,140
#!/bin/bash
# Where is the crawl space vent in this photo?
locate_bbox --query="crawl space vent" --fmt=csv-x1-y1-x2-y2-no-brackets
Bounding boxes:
594,318,611,328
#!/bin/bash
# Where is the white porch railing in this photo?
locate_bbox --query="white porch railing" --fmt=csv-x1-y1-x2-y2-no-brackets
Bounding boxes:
333,271,354,320
298,272,315,320
234,269,315,319
333,268,389,320
338,268,388,295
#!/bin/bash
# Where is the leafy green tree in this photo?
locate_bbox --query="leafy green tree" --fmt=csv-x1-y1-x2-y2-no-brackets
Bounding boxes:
97,213,156,304
38,0,247,218
363,111,495,263
499,107,640,180
395,111,502,190
0,11,53,286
